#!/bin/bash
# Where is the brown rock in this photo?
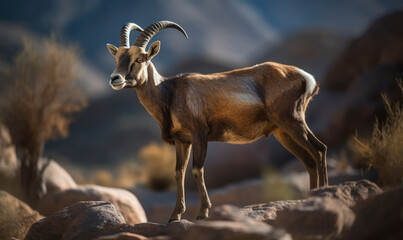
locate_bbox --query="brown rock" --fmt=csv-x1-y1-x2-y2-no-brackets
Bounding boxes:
127,220,194,238
97,232,147,240
319,63,403,147
146,179,268,223
178,204,291,240
273,197,355,240
148,237,171,240
181,220,291,240
208,204,257,222
37,185,147,224
209,179,266,206
240,200,304,223
0,125,22,199
317,11,403,147
343,186,403,240
323,11,403,91
308,179,382,207
25,201,127,240
0,190,42,240
0,124,18,173
40,158,77,196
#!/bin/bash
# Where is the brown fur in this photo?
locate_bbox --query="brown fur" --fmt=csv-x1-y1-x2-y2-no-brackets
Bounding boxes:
107,44,328,222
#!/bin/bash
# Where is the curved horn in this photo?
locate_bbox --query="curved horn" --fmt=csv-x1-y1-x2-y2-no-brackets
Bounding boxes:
134,20,188,48
120,23,144,48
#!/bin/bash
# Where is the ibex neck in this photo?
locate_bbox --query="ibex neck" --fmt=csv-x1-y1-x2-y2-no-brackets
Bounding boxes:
135,63,165,124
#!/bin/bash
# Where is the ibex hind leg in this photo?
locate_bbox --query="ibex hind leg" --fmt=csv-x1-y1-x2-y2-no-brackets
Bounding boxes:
306,128,328,186
275,119,325,188
273,129,319,189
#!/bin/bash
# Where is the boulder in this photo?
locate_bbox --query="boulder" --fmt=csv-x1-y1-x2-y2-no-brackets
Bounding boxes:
178,204,291,240
314,11,403,147
0,125,21,198
97,232,147,240
240,200,304,223
25,201,127,240
273,197,355,240
181,220,291,240
0,190,42,240
37,185,147,225
343,186,403,239
0,124,18,174
320,63,403,147
126,220,193,238
209,179,267,206
40,158,77,196
208,204,258,223
308,179,382,207
323,11,403,91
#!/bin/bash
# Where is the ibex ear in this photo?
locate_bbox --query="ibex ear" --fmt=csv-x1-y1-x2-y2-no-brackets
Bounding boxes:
106,43,118,57
147,41,160,61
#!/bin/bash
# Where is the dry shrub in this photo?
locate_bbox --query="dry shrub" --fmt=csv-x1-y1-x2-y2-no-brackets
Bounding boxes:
0,36,87,203
55,157,143,189
138,142,176,191
115,160,143,188
354,81,403,187
94,169,114,187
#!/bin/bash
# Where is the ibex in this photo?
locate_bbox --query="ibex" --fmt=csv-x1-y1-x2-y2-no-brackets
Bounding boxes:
106,21,328,222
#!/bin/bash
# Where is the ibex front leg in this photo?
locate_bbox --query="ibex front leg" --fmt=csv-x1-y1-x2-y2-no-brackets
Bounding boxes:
192,132,212,220
169,142,191,222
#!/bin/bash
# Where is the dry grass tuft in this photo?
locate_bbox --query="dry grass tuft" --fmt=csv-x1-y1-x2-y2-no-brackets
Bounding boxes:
354,81,403,187
138,142,176,191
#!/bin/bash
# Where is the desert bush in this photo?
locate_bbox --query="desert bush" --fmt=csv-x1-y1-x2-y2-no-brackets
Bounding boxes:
138,142,176,191
354,81,403,187
115,160,143,188
0,36,86,203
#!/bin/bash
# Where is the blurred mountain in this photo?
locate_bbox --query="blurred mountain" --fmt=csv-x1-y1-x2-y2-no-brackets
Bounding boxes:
0,21,108,98
323,10,403,91
1,0,402,173
1,0,401,98
317,10,403,147
252,29,349,81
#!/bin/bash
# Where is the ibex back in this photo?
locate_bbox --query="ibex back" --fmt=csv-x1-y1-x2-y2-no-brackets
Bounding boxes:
106,21,328,222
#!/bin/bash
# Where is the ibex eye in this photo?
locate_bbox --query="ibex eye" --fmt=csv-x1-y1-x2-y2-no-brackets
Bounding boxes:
136,58,143,63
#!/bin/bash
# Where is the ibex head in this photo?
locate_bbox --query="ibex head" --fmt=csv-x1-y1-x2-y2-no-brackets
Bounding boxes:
106,21,188,90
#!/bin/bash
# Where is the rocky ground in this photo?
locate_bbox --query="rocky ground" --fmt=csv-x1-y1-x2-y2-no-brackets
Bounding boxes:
2,179,402,240
3,124,401,240
1,10,403,240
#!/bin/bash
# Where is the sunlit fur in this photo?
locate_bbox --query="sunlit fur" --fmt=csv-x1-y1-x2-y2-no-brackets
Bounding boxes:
107,43,327,222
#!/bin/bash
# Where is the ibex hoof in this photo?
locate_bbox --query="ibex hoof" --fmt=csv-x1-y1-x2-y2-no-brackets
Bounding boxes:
168,214,181,223
168,217,180,223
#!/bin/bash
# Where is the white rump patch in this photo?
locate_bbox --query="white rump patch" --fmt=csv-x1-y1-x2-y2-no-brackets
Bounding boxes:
296,68,316,95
